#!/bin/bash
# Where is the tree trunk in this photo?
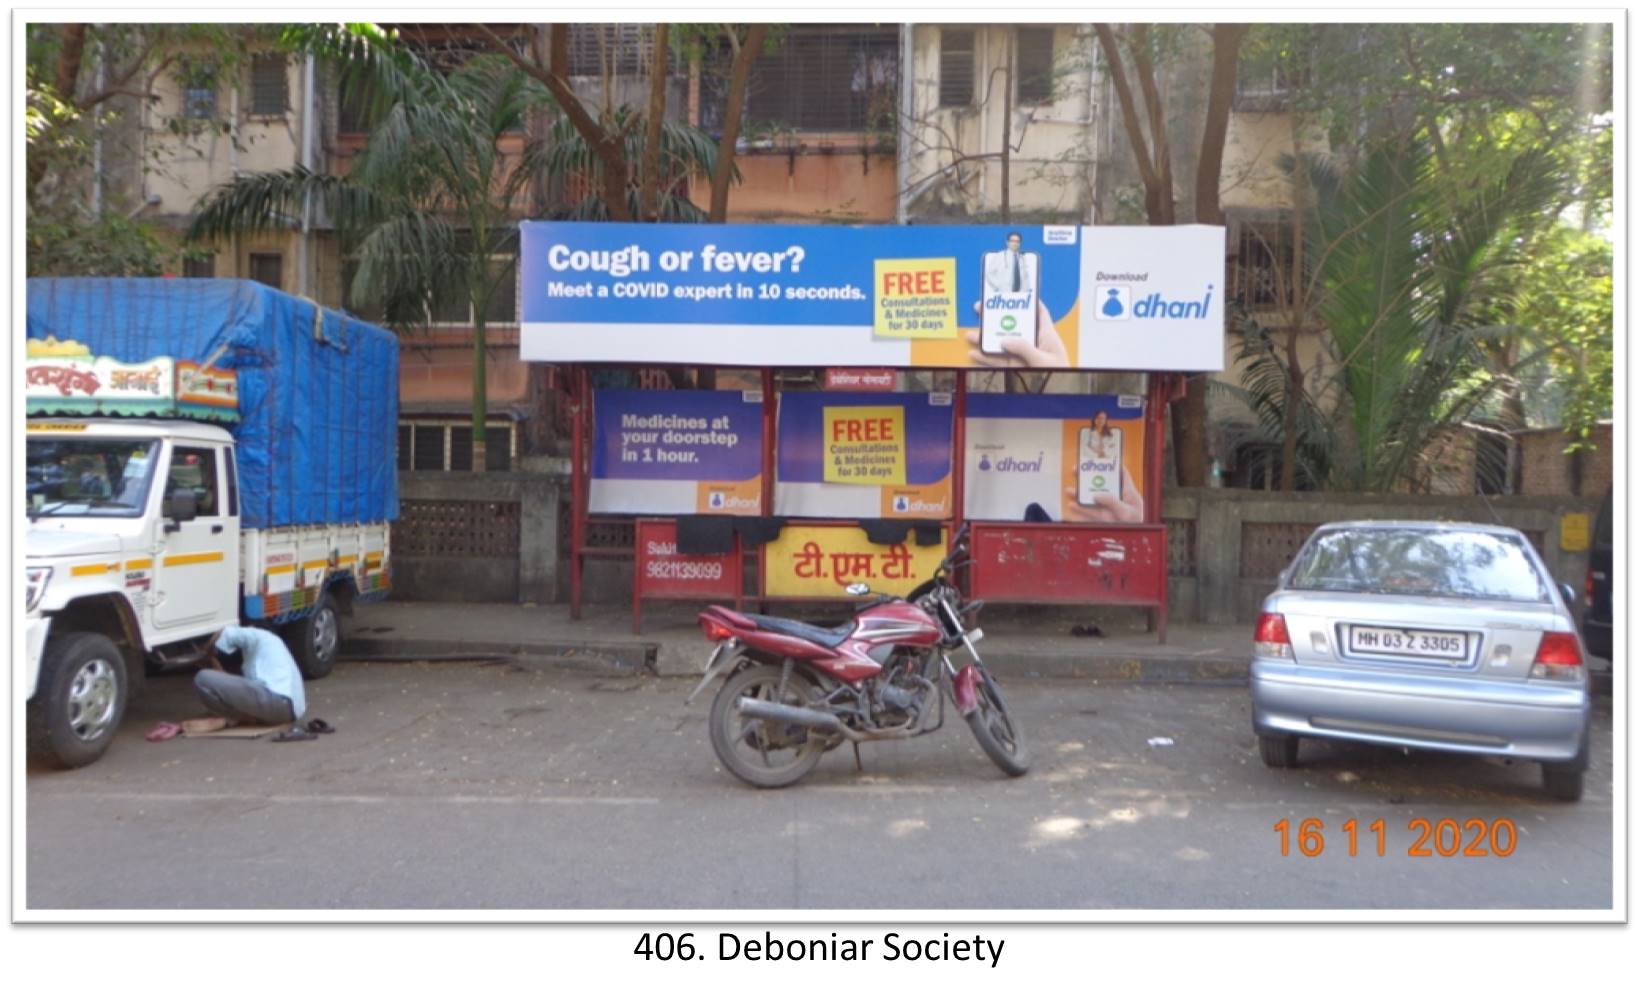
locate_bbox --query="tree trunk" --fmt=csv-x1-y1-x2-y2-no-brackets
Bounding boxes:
1001,30,1013,223
639,24,669,221
29,24,88,193
1166,24,1248,491
709,24,767,222
471,311,488,473
491,25,636,221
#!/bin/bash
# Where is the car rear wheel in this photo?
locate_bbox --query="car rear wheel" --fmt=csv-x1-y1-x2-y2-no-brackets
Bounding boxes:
1542,762,1585,802
1258,733,1299,768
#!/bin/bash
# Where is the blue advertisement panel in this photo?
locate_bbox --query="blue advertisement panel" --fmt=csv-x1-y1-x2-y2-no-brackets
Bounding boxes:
591,389,764,515
775,391,953,519
964,393,1147,523
519,221,1225,372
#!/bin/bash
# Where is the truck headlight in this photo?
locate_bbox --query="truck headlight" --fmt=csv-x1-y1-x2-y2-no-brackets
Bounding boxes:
26,567,51,612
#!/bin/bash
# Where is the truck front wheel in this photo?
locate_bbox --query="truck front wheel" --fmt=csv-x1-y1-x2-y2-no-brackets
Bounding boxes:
28,632,128,769
284,593,339,680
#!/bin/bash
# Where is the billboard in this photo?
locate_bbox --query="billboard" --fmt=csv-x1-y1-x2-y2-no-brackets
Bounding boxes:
963,393,1146,522
590,389,764,516
520,222,1225,372
774,391,953,520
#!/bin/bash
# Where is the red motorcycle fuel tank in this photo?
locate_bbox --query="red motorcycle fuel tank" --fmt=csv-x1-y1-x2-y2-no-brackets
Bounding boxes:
812,600,942,684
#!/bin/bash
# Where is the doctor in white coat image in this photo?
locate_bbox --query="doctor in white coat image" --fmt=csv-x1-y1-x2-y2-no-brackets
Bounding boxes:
983,232,1038,295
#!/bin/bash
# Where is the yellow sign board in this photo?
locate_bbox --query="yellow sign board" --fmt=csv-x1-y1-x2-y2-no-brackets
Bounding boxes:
822,405,906,486
764,525,946,599
1560,513,1591,553
872,257,958,339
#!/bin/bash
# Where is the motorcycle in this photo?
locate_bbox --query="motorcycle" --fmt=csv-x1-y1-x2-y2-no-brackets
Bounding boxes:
686,524,1029,788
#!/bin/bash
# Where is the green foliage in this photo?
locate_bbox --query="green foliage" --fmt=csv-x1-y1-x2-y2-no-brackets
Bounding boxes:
1509,224,1614,449
27,210,175,277
541,108,726,221
1230,23,1613,486
190,40,550,326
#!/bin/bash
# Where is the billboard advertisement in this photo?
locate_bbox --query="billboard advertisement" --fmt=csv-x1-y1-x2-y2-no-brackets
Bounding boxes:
774,391,953,519
520,222,1224,372
590,389,764,516
963,393,1146,522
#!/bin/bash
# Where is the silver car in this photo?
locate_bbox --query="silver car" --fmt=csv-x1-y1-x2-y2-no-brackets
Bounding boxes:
1251,521,1592,801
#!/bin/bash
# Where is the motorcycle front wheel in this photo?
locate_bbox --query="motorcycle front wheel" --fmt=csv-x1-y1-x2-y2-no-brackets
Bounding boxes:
709,664,827,788
965,671,1030,777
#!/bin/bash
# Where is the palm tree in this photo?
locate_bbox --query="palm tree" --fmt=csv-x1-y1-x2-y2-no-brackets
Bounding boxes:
190,27,551,471
1220,139,1566,493
541,107,729,221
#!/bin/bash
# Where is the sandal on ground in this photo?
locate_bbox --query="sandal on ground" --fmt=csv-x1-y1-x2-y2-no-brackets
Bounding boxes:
272,726,318,743
305,718,336,735
145,722,183,742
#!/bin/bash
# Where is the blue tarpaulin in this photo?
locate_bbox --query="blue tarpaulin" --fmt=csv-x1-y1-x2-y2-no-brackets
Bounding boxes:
27,278,399,530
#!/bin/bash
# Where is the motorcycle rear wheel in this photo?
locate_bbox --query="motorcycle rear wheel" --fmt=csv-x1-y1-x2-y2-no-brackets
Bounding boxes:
965,672,1030,776
709,664,827,789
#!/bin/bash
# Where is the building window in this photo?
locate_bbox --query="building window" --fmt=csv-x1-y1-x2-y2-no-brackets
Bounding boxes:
1015,27,1055,104
183,256,216,279
248,252,283,290
249,55,288,116
713,25,899,134
183,85,216,120
1235,53,1307,112
429,256,518,327
1230,219,1300,312
400,419,515,472
567,24,657,77
939,28,976,108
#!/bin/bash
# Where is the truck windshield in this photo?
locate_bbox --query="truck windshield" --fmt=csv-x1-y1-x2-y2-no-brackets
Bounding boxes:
27,437,161,519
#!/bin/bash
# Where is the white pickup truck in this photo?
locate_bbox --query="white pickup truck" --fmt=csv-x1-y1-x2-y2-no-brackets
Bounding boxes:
25,278,399,768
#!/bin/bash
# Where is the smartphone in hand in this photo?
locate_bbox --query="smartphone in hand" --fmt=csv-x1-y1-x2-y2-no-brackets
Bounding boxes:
1077,426,1123,505
980,249,1040,355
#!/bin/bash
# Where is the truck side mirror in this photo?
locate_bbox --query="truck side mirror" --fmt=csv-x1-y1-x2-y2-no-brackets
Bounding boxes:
163,490,198,531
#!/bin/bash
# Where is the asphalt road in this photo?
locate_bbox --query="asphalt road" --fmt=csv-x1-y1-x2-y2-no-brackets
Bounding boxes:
24,658,1615,911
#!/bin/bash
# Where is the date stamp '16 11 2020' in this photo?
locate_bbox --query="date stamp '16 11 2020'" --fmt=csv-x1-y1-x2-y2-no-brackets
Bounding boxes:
1275,817,1518,858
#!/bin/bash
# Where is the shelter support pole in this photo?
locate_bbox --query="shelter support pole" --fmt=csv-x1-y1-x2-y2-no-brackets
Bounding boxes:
759,368,775,610
570,365,588,620
952,368,967,530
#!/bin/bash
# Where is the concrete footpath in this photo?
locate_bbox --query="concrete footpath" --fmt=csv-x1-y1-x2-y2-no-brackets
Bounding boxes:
342,599,1263,682
343,599,1617,689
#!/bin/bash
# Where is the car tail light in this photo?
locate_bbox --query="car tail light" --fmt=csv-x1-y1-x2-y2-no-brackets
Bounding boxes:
700,617,734,643
1585,569,1596,605
1530,631,1584,680
1254,612,1292,658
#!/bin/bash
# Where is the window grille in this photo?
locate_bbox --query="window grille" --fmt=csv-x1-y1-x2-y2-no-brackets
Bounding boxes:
1015,27,1055,104
248,253,282,290
250,55,288,115
939,28,976,107
711,26,899,133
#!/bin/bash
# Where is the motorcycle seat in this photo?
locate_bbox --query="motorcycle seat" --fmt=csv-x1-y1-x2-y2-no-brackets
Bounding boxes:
743,613,855,649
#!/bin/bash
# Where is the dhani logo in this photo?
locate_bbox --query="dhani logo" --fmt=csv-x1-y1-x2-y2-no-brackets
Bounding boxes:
892,495,947,514
1096,284,1215,321
708,492,757,511
979,452,1044,473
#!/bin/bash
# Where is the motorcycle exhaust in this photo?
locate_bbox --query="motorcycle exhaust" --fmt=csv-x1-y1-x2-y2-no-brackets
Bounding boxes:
736,697,861,743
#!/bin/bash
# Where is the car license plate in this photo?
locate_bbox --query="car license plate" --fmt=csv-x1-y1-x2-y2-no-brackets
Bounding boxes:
1347,625,1468,660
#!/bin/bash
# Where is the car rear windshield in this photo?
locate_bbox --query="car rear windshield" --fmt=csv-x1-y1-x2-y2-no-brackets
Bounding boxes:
1287,528,1547,602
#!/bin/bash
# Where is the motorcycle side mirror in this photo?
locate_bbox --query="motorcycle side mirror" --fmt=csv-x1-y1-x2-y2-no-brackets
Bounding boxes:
845,582,872,596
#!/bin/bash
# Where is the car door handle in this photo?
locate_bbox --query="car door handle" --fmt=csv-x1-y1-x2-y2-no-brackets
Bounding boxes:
211,524,224,534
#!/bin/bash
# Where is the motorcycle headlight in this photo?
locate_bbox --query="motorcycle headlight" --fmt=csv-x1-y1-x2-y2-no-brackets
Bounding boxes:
26,567,52,613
